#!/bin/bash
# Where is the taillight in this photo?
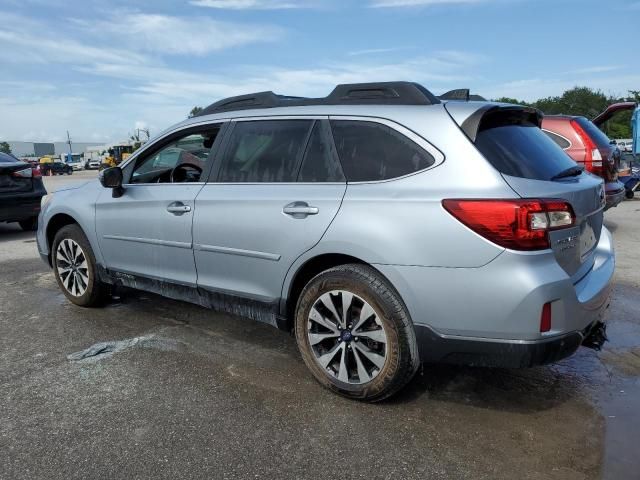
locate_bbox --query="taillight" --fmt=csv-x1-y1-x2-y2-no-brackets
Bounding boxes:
12,167,33,178
442,199,575,251
570,119,603,175
32,167,41,178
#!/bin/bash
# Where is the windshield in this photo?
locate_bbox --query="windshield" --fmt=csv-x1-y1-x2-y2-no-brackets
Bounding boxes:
475,113,578,181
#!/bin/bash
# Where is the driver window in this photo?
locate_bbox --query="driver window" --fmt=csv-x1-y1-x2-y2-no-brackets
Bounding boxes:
130,128,220,184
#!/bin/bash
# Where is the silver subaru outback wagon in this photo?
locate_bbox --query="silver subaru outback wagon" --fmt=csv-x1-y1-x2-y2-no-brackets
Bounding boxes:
37,82,614,401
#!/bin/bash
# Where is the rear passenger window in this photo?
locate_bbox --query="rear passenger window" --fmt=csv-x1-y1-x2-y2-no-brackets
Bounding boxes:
543,130,571,149
330,120,435,182
298,122,345,182
218,120,312,182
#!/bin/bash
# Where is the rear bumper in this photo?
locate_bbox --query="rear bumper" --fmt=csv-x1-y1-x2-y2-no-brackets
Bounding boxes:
605,182,625,209
0,193,43,222
414,324,585,367
374,226,615,366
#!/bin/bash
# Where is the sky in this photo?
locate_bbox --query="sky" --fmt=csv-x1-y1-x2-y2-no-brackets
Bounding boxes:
0,0,638,143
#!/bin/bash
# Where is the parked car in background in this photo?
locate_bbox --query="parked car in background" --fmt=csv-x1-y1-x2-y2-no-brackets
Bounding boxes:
61,153,85,171
615,140,633,152
41,161,73,176
86,159,101,170
0,152,46,231
37,82,614,401
542,115,625,209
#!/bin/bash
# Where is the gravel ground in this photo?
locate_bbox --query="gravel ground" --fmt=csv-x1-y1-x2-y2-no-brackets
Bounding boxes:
1,175,639,479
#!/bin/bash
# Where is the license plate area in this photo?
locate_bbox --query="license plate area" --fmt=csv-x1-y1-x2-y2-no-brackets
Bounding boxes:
579,218,597,261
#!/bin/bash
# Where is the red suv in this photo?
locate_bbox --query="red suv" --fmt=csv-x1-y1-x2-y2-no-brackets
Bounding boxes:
542,115,625,209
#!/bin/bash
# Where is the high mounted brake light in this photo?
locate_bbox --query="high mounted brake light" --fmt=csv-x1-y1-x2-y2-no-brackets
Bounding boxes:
442,199,575,251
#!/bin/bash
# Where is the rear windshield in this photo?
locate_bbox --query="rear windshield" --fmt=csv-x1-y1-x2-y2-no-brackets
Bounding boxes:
574,116,612,148
475,112,577,181
0,152,17,163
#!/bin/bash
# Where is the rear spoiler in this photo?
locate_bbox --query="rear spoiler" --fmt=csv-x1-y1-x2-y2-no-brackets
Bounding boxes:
592,102,637,127
453,104,543,142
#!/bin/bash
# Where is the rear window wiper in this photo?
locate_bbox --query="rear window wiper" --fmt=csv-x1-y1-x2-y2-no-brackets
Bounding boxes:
551,166,583,181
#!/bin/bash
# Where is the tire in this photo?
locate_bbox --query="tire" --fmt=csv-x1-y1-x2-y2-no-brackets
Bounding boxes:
626,189,635,200
18,217,38,232
52,224,109,307
295,264,419,402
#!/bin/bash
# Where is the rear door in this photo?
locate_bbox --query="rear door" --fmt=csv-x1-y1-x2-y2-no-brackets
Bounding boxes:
193,118,346,313
468,106,605,283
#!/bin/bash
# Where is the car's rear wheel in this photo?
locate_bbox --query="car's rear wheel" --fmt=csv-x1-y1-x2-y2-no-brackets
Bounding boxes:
52,224,109,307
626,189,635,199
18,217,38,231
295,264,419,402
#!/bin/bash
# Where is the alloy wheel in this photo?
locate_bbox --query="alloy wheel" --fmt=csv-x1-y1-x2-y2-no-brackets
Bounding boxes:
307,290,388,384
56,239,89,297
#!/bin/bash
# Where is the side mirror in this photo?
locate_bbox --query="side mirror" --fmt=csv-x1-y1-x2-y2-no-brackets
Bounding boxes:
99,167,124,198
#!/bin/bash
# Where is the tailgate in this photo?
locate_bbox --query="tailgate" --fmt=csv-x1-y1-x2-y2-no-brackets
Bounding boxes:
501,174,604,282
447,102,605,282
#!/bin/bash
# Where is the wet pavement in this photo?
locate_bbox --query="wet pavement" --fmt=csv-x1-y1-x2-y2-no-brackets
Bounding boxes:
1,191,639,479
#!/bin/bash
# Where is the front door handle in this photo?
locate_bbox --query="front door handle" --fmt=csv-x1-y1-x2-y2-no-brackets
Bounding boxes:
283,201,319,218
167,202,191,215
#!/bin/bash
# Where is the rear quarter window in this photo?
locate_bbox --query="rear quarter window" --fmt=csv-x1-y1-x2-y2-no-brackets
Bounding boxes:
543,130,571,149
475,111,577,181
330,120,435,182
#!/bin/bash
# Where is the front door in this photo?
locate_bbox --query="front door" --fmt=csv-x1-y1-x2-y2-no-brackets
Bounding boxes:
193,119,346,318
96,125,223,288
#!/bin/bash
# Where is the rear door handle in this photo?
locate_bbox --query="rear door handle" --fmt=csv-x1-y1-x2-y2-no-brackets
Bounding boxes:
167,202,191,215
283,202,319,217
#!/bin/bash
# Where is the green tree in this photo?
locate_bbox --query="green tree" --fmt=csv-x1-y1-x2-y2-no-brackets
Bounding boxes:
531,86,609,118
626,90,640,102
0,141,11,155
189,106,203,118
492,97,529,105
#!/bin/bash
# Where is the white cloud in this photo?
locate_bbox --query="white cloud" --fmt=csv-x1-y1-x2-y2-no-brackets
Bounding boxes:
348,47,411,56
482,73,640,102
565,65,622,75
371,0,487,7
73,13,283,56
190,0,308,9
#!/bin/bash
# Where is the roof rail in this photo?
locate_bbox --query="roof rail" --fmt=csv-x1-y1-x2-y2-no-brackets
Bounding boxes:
438,89,487,102
196,81,441,116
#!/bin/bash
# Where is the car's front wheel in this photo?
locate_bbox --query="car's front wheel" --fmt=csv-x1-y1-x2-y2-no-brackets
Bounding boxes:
295,264,419,402
52,224,109,307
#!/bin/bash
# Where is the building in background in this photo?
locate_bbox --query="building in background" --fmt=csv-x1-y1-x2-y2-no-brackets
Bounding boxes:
8,141,98,157
33,143,55,157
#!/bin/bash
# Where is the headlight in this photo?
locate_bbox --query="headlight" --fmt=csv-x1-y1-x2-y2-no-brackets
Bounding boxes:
41,193,54,207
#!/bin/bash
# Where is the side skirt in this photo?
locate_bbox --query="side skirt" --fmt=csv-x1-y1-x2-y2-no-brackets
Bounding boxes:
99,266,285,329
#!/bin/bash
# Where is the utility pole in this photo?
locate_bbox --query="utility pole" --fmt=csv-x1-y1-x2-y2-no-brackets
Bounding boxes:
66,130,73,162
136,128,150,142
